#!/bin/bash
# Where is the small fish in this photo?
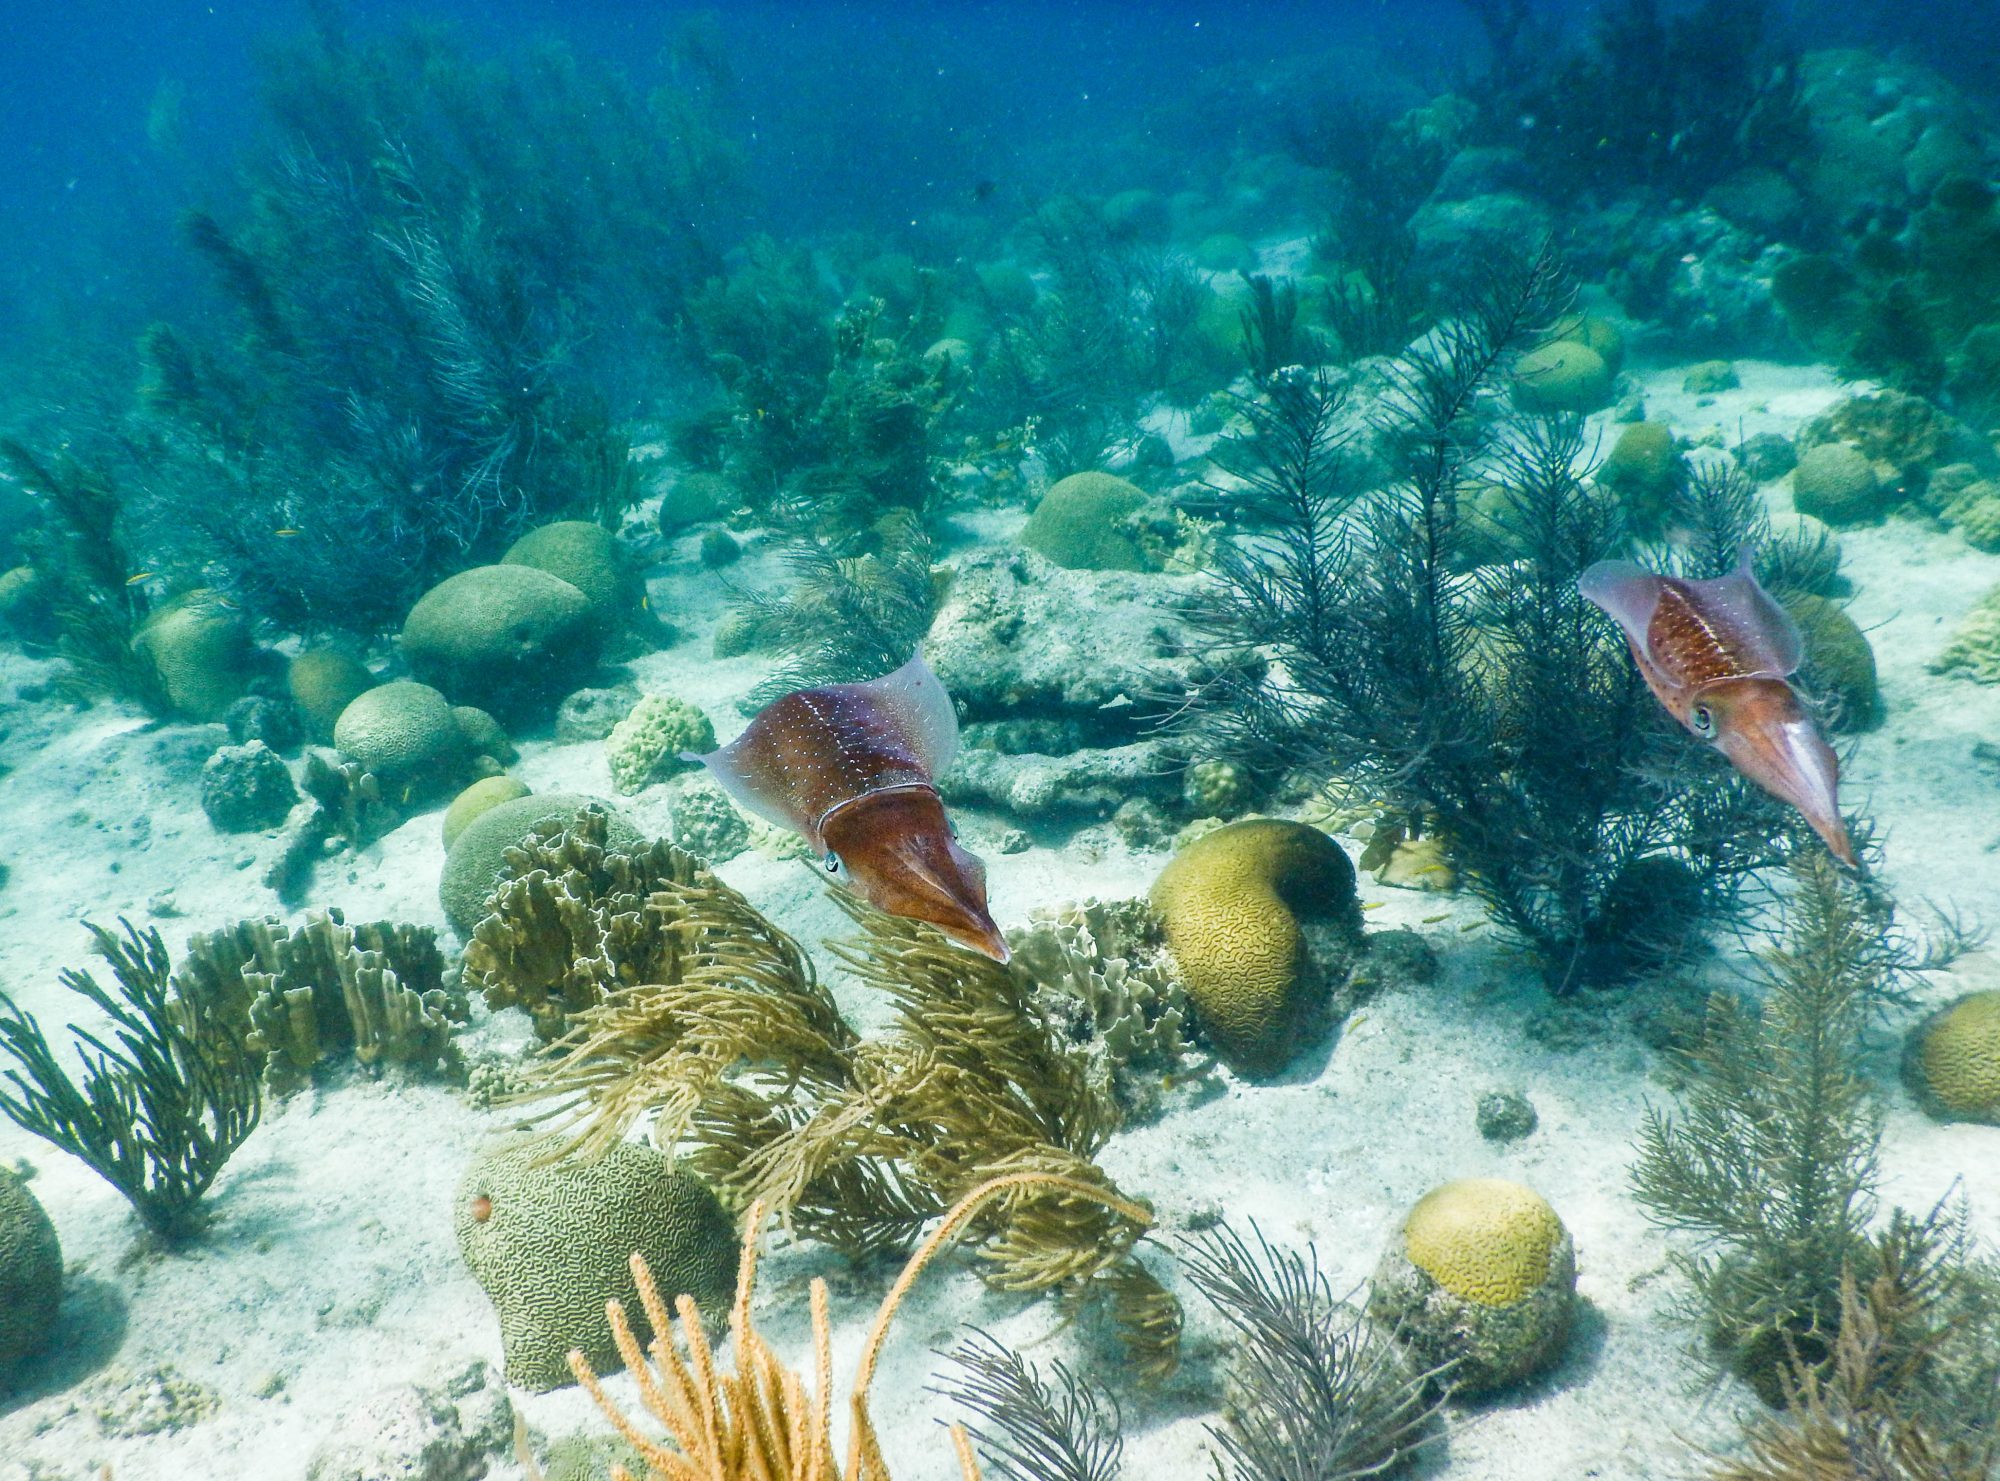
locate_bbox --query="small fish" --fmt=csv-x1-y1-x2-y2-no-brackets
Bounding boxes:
274,527,302,538
1361,900,1388,911
1580,549,1855,867
124,571,155,585
1422,912,1451,924
686,653,1008,962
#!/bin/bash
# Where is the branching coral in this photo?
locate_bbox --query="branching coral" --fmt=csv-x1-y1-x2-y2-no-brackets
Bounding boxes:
511,856,1178,1377
0,921,261,1242
1183,248,1788,991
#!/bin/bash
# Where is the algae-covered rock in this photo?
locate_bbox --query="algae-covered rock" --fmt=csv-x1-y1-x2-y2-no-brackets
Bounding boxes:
0,1165,62,1389
1511,340,1613,415
1021,471,1161,573
455,1141,736,1392
134,590,253,721
1148,819,1361,1075
200,740,301,833
1370,1177,1577,1395
1791,442,1887,525
440,793,640,939
606,694,716,796
442,776,532,851
1784,593,1881,731
400,564,596,720
288,649,375,745
1194,233,1256,275
333,681,467,800
1681,360,1740,393
502,521,634,635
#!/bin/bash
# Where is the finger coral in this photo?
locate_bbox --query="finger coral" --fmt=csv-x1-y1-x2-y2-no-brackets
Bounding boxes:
455,1140,736,1393
1148,820,1363,1075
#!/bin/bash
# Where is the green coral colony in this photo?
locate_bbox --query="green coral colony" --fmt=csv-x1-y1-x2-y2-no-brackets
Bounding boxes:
4,3,2000,1480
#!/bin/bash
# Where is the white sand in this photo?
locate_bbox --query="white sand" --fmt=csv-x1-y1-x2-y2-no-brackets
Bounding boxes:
3,360,1998,1480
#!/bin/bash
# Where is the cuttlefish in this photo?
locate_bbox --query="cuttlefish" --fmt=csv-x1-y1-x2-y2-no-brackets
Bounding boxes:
1579,550,1856,867
684,653,1009,961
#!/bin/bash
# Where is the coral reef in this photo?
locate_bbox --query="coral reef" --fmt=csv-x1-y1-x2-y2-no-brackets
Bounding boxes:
461,808,707,1041
173,911,461,1093
1148,821,1362,1076
0,921,261,1242
0,1166,61,1389
439,794,640,940
454,1140,736,1392
288,649,374,745
1370,1177,1578,1395
605,693,715,795
1903,990,2000,1124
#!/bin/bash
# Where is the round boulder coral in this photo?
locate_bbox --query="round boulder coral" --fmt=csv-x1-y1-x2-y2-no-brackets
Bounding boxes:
1784,593,1881,731
502,521,635,636
134,590,253,721
442,776,532,851
400,564,597,720
1792,443,1887,525
1149,818,1361,1075
1370,1177,1577,1395
1904,989,2000,1123
333,681,467,800
0,1165,62,1388
454,1142,736,1392
1597,422,1684,538
1511,340,1613,415
1021,471,1160,573
288,649,375,745
440,793,641,938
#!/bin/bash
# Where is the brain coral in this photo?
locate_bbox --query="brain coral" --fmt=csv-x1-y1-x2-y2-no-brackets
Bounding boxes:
1784,593,1881,732
1791,442,1886,525
439,793,641,939
454,1141,735,1392
441,775,532,851
502,521,634,634
1021,472,1161,573
1148,818,1361,1075
1597,422,1684,538
332,681,467,800
1904,989,2000,1123
288,649,375,744
1369,1176,1577,1395
0,1166,61,1387
134,590,253,721
1510,340,1612,415
400,564,597,720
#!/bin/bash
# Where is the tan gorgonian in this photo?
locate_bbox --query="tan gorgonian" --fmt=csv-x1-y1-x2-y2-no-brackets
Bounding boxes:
567,1173,1150,1481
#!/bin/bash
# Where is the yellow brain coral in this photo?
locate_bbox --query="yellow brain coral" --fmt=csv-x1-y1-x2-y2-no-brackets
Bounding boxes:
1370,1176,1578,1395
1906,989,2000,1123
1403,1177,1565,1307
1148,818,1359,1075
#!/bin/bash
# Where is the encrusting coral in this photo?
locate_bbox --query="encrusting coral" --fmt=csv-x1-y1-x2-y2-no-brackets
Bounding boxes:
1148,820,1363,1076
503,836,1180,1377
172,910,462,1093
455,1140,736,1393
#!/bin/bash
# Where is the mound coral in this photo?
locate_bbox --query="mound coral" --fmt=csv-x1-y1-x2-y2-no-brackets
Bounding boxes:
1903,990,2000,1124
441,776,531,850
332,680,468,801
400,564,597,719
1021,471,1161,573
454,1140,736,1392
1784,593,1881,732
1597,421,1684,538
501,520,634,636
1369,1177,1577,1395
0,1166,61,1388
1149,819,1363,1075
1510,339,1612,415
287,649,374,744
1929,584,2000,683
134,590,253,722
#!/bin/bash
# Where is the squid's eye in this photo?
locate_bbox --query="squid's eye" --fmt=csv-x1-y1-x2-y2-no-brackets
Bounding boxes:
823,850,843,875
1690,704,1717,739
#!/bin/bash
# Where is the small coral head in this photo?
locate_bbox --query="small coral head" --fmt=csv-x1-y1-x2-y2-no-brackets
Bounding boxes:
1701,679,1856,868
821,786,1010,962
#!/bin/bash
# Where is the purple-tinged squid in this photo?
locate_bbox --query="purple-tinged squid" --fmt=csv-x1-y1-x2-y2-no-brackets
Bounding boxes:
1580,550,1857,867
684,653,1009,961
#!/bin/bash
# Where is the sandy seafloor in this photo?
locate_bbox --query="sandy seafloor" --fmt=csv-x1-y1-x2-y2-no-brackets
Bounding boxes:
1,358,1998,1481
